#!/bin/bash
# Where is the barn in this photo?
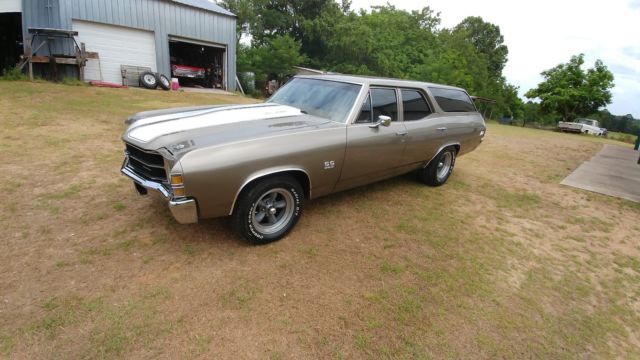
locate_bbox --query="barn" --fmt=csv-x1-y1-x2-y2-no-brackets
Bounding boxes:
0,0,237,90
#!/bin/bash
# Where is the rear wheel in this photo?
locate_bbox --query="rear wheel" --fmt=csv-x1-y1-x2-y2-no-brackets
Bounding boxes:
419,146,457,186
231,176,304,244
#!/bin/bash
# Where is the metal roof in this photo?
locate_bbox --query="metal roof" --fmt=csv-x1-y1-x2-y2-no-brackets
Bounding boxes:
171,0,235,17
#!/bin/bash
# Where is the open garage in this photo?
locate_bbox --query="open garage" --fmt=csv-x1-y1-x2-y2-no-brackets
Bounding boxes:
169,37,226,89
0,1,22,73
18,0,236,90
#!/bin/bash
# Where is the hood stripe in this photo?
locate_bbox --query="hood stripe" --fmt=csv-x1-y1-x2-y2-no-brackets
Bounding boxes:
128,104,302,143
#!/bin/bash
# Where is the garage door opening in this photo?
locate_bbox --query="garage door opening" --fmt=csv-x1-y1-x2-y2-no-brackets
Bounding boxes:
0,12,23,74
169,39,225,90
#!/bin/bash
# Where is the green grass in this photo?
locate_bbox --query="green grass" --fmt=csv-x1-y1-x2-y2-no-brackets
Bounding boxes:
607,131,637,144
220,282,260,311
380,260,405,275
0,67,27,81
489,121,635,147
0,333,15,356
183,244,196,256
112,202,126,211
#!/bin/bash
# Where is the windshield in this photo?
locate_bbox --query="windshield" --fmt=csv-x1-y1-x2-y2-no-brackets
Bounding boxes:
266,78,362,123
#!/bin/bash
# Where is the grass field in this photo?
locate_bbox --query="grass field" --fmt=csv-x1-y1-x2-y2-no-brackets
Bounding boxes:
1,81,639,359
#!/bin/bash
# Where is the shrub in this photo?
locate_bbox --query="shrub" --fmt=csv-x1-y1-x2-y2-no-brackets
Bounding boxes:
60,77,86,86
0,67,27,81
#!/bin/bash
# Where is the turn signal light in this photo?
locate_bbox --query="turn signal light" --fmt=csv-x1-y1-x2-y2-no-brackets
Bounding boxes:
173,187,186,197
170,174,183,185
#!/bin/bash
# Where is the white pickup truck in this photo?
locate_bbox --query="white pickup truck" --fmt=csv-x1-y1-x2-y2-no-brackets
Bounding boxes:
558,118,606,136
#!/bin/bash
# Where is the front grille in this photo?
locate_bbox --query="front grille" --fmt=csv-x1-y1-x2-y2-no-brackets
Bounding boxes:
125,143,167,183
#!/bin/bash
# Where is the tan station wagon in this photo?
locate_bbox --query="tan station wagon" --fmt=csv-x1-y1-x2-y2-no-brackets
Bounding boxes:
121,75,486,243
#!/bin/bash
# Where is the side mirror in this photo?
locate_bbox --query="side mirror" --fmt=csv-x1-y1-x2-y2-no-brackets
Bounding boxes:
369,115,392,128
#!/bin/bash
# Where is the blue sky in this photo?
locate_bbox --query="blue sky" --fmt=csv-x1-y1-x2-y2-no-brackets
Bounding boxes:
350,0,640,118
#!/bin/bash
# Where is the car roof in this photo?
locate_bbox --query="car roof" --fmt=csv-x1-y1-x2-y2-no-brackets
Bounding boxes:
295,74,467,92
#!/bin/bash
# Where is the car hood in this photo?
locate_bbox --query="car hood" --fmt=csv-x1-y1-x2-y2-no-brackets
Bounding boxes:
122,103,341,156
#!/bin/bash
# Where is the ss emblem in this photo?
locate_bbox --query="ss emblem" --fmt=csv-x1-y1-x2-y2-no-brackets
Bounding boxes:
324,161,335,170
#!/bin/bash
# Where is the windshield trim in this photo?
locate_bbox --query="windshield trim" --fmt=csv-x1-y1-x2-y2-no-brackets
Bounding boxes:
267,78,365,124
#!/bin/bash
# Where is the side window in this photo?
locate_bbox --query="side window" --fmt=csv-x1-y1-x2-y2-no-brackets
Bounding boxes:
371,88,398,121
356,93,372,123
401,90,431,121
429,87,476,112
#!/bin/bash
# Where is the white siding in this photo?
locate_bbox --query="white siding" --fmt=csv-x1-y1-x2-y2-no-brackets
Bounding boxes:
0,0,21,13
72,20,157,84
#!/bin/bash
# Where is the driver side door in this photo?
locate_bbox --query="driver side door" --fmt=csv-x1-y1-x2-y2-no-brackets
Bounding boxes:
335,87,408,192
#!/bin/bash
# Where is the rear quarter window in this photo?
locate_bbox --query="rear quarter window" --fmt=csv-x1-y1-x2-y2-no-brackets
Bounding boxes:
429,87,476,112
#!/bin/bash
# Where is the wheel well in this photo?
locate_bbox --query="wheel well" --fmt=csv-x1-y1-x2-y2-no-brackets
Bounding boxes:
425,144,460,167
241,170,311,199
285,170,311,199
230,170,311,215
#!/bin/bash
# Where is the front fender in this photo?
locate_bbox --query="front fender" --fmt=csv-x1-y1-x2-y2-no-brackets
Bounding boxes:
179,128,346,219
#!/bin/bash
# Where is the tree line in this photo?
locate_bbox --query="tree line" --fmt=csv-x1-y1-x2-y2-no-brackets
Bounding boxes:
220,0,639,135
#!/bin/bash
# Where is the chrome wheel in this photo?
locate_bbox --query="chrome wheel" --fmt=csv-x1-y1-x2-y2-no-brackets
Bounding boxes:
436,151,453,182
143,74,157,85
250,188,295,235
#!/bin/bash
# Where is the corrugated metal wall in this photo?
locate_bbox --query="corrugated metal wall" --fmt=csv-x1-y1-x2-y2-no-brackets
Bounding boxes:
22,0,236,90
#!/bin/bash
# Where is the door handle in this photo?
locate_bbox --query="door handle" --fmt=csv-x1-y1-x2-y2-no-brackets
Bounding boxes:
396,130,408,136
437,127,447,131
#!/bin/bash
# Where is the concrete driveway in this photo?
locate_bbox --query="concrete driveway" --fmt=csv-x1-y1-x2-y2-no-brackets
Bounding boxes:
561,144,640,202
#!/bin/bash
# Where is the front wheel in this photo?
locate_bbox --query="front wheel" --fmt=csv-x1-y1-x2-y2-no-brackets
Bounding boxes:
419,146,457,186
231,176,304,244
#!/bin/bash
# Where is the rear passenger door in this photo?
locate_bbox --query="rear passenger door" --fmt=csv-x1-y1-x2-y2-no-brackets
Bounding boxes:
399,89,450,166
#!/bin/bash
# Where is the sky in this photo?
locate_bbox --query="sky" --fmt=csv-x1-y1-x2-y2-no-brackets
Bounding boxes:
350,0,640,118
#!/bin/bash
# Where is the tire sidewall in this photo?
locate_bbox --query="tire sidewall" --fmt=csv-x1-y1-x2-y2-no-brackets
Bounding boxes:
157,74,171,91
422,146,457,186
438,148,456,184
140,71,158,89
237,178,303,244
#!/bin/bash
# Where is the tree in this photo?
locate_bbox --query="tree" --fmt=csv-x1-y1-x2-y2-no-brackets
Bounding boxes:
251,35,306,82
589,109,640,135
220,1,521,116
453,16,508,80
218,0,255,41
525,54,614,122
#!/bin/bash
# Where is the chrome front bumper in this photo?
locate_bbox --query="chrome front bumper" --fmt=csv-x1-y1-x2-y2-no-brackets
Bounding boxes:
121,162,198,224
